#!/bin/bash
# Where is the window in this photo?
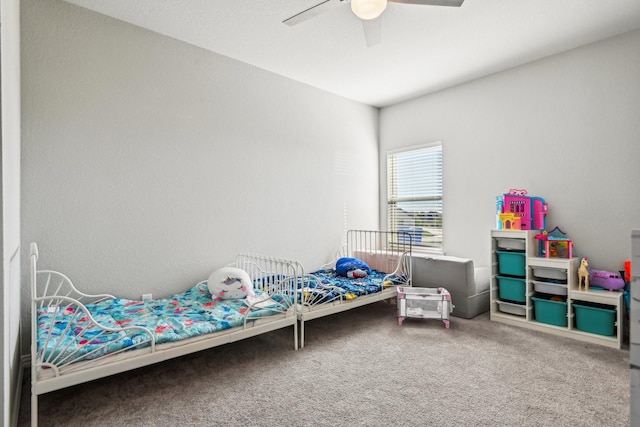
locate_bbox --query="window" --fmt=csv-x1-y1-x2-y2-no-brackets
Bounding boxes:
387,142,443,252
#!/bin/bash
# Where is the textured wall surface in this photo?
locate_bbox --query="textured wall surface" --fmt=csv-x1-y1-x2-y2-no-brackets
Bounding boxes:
380,29,640,271
21,0,379,328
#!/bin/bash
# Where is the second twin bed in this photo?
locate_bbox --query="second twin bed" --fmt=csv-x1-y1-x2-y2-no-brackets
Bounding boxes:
298,229,412,347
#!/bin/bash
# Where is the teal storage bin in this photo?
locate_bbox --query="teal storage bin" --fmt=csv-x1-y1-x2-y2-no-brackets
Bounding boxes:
496,250,526,277
531,296,567,327
497,275,526,303
573,302,616,336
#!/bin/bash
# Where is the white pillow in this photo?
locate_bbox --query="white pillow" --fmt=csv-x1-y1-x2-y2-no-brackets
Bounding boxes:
208,267,254,300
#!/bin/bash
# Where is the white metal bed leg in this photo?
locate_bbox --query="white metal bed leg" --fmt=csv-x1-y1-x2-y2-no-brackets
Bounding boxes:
31,393,38,427
300,320,305,349
294,321,298,351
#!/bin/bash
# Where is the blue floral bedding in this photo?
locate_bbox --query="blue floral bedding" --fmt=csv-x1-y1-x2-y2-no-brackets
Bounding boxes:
36,283,287,364
304,269,407,303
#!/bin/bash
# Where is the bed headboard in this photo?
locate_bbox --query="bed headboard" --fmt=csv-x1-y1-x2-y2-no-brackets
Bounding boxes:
30,243,115,307
234,253,304,296
345,230,412,279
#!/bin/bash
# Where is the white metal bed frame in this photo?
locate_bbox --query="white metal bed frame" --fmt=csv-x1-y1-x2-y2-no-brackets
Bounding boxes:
29,243,299,427
297,230,412,348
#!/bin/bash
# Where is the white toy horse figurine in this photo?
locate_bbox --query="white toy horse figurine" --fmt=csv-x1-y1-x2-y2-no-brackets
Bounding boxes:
577,257,589,291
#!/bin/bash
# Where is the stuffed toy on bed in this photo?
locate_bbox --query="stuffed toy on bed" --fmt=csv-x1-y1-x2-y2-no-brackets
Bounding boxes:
335,257,371,279
208,267,255,300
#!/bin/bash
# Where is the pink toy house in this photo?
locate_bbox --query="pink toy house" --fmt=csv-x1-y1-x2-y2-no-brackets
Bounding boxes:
535,227,573,258
503,189,548,230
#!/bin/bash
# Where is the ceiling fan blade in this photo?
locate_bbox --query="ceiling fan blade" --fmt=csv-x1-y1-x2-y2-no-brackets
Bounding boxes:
388,0,464,6
361,18,382,47
283,0,347,26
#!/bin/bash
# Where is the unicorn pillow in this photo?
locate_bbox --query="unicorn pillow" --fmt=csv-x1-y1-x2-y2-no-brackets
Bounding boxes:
208,267,255,300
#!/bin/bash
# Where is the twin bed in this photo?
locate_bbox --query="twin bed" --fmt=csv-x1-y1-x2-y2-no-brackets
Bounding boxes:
298,230,412,347
29,230,412,426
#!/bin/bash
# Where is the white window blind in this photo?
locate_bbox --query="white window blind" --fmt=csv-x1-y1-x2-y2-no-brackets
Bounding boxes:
387,142,443,252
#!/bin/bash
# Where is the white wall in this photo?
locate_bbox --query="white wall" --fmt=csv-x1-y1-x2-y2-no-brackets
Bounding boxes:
380,29,640,272
1,0,22,424
21,0,379,308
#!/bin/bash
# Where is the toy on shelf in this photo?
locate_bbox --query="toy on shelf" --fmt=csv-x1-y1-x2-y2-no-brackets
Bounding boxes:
589,269,625,291
496,196,504,230
625,260,632,283
624,260,632,314
577,256,625,292
534,226,573,258
495,188,548,230
499,212,522,230
577,257,589,291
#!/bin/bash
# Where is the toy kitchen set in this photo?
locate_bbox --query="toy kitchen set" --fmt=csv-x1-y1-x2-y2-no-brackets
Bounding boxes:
491,188,627,349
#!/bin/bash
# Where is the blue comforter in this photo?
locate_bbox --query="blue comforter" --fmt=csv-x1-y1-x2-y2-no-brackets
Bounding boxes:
36,283,287,363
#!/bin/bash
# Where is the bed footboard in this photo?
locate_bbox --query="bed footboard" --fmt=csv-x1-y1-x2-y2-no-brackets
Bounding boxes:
33,295,156,372
30,244,157,372
30,244,156,427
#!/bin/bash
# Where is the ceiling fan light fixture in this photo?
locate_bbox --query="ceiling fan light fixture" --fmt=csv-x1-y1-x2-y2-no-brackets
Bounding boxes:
351,0,387,20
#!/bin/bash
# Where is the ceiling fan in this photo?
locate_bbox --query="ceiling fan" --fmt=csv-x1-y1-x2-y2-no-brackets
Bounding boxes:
283,0,465,47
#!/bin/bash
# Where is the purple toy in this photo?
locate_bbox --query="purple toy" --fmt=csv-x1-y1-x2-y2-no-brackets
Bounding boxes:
589,269,625,291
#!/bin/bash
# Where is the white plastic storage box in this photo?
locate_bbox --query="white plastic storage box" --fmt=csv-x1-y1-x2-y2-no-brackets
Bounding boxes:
397,286,453,329
496,300,526,316
531,266,567,282
496,238,526,251
532,280,568,296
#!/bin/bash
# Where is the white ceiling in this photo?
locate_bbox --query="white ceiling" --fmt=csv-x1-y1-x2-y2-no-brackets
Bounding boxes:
64,0,640,107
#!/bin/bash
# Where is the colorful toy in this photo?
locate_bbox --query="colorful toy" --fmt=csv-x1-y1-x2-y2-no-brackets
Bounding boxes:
499,212,522,230
336,257,371,278
208,267,255,299
502,188,548,230
589,269,625,291
534,226,573,258
496,195,504,230
624,260,632,314
577,257,589,291
625,260,632,283
346,268,368,279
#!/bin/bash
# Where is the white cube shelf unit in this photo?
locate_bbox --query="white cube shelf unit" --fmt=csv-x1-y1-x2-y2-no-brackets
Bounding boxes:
490,229,623,349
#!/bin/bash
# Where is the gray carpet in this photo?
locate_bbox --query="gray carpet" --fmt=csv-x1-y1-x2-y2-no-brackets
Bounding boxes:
20,302,630,426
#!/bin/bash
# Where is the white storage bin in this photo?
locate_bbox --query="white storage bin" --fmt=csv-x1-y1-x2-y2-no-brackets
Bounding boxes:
496,238,526,251
531,266,567,282
532,280,568,296
496,300,526,316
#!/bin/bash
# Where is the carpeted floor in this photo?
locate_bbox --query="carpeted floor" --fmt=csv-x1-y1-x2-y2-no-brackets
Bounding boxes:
20,302,630,426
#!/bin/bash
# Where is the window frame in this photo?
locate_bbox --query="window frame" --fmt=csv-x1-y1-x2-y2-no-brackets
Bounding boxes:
386,141,444,254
